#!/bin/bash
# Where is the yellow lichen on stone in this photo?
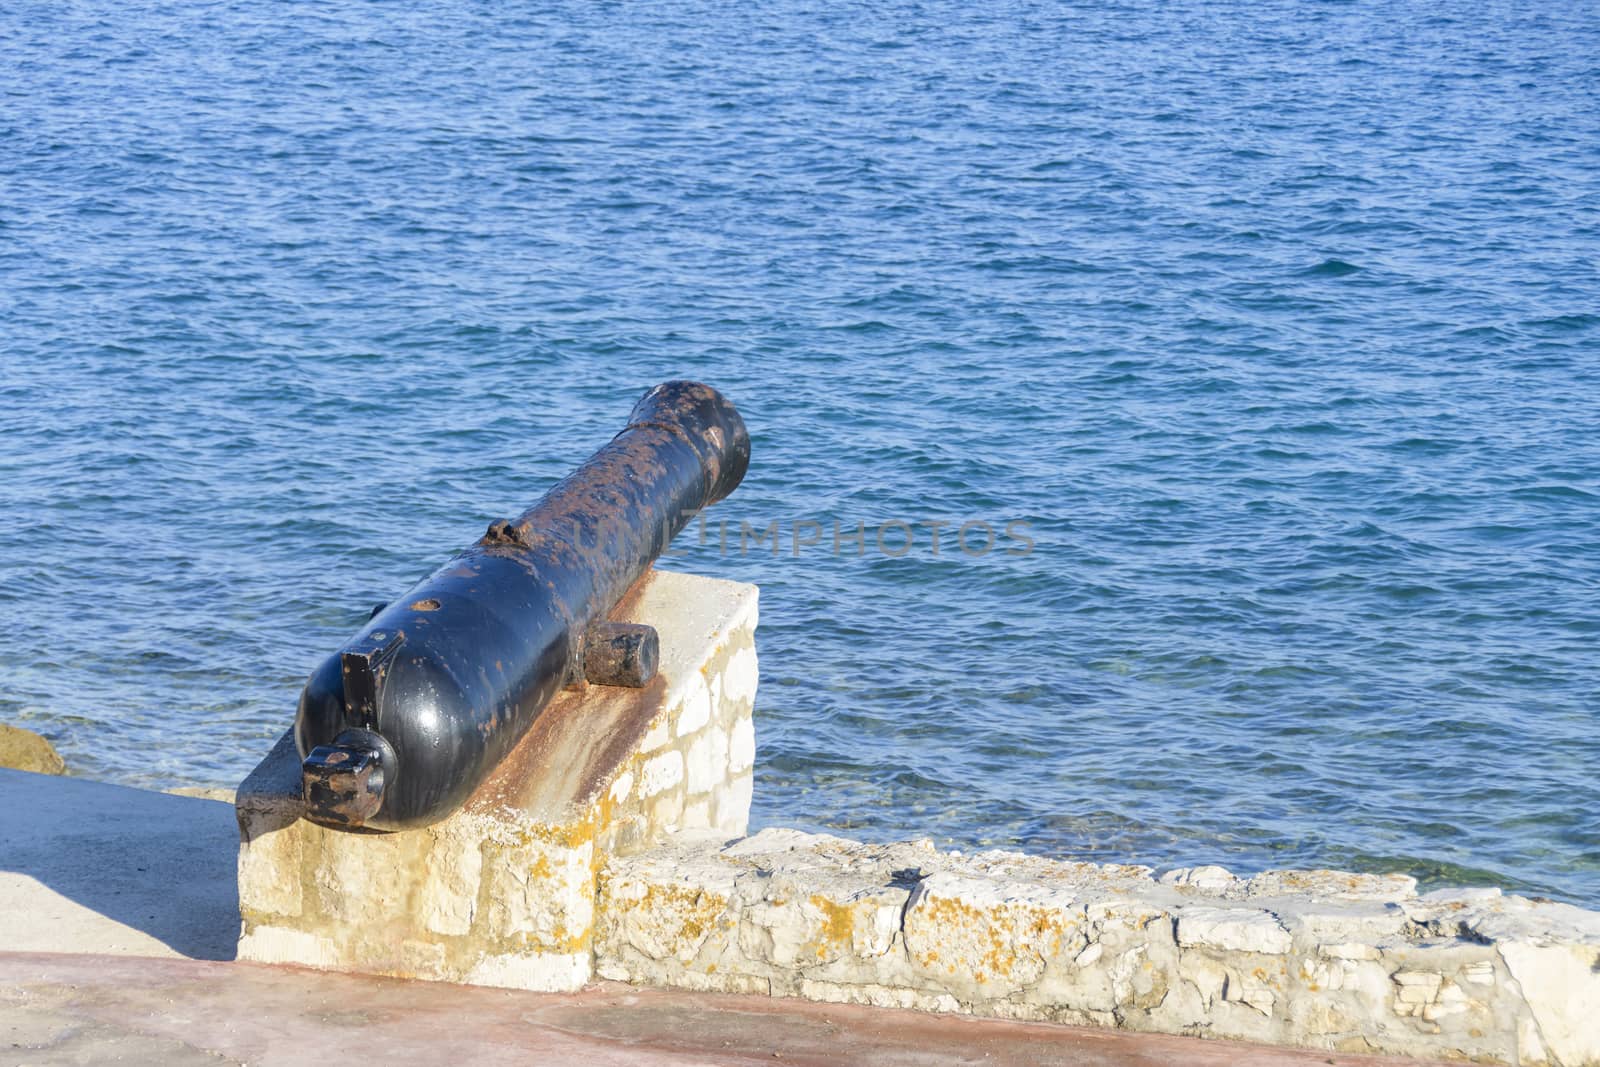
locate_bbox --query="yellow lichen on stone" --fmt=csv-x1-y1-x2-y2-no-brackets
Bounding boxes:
602,876,732,965
809,894,856,953
904,878,1077,996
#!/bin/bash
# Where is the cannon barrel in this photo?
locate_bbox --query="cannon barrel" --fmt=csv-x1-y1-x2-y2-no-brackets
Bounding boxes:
294,380,750,831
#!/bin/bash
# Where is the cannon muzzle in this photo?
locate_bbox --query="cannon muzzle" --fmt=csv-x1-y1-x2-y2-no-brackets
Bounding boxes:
294,380,750,831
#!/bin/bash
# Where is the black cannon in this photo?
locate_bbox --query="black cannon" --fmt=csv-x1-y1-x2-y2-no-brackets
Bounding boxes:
294,381,750,831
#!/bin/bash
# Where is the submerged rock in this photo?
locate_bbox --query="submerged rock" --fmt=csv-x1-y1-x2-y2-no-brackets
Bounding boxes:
0,723,66,775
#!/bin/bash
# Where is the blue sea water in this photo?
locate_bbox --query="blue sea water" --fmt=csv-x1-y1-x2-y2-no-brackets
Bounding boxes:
3,1,1598,903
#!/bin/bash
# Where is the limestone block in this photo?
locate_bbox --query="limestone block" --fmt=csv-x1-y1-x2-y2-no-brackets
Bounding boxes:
903,871,1083,999
316,823,412,923
236,819,303,919
482,836,594,947
675,674,712,737
599,829,934,996
650,788,685,829
595,839,740,965
1243,869,1417,903
1465,895,1600,946
740,878,910,971
1401,885,1503,925
1499,941,1600,1067
1521,1015,1551,1066
722,827,842,856
1084,896,1171,939
728,716,756,775
419,835,482,936
236,569,759,993
685,727,729,796
1179,952,1230,1008
1160,865,1236,892
1175,906,1292,955
1279,899,1409,947
681,798,712,829
608,771,634,804
714,772,753,835
1339,957,1402,1011
640,751,685,797
722,645,758,706
1108,941,1176,1013
1289,994,1359,1036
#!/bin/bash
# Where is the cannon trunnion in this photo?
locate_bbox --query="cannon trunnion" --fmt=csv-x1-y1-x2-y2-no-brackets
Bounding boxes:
294,381,750,831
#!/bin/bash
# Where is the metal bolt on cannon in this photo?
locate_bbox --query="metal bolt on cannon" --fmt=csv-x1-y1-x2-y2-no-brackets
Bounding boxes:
295,381,751,831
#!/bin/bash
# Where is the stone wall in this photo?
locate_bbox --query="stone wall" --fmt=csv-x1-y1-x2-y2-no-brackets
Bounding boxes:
234,567,1600,1065
594,829,1600,1067
235,569,758,992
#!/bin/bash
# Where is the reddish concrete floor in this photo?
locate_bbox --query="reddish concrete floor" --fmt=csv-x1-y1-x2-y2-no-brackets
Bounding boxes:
0,951,1452,1067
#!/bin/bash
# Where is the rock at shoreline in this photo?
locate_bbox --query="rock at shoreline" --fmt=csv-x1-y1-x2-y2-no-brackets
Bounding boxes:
165,785,237,803
0,723,66,775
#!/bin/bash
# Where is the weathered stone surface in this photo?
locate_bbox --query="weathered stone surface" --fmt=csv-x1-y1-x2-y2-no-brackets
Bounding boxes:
1276,899,1408,948
594,828,1600,1066
1160,864,1236,891
1243,869,1417,903
1499,941,1600,1067
0,723,65,775
1176,906,1292,955
237,569,759,993
640,750,685,797
728,716,756,775
904,871,1081,999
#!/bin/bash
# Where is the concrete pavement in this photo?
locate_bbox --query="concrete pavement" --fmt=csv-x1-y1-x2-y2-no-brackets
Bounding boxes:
0,769,238,961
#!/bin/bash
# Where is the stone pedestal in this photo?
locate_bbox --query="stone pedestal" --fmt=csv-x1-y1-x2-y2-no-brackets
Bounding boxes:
235,569,758,992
